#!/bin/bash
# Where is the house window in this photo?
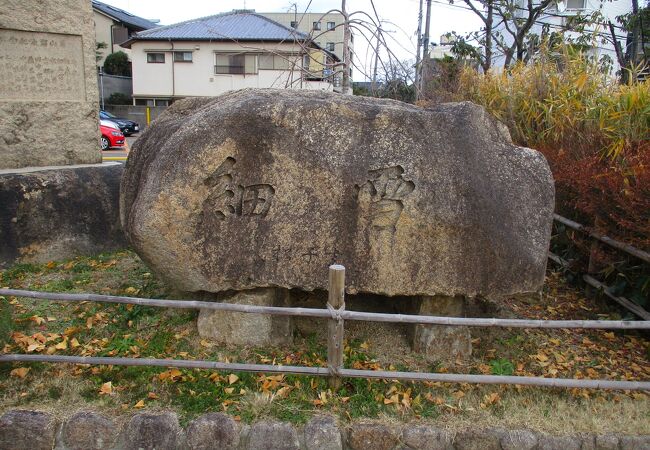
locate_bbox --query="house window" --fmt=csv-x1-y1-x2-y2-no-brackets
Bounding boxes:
112,26,129,45
313,21,321,30
290,21,298,28
259,53,299,70
135,98,155,106
327,21,335,30
326,42,335,52
565,0,586,9
146,52,165,63
215,53,257,74
303,54,310,70
173,51,193,62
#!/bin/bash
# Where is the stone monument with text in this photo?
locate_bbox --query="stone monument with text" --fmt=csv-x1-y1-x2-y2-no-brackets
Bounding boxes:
0,0,101,168
121,89,555,359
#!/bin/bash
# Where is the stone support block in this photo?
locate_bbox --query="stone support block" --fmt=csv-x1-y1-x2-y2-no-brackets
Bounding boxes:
407,295,472,362
197,288,293,346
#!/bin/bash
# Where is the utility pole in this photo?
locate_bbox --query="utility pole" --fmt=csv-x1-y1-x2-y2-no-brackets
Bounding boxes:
420,0,432,98
371,29,381,95
414,0,424,100
341,0,352,94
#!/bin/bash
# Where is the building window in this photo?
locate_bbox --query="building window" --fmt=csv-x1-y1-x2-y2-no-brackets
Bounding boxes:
259,53,299,70
135,98,155,106
215,53,257,74
303,54,310,70
327,21,335,30
565,0,585,8
146,52,165,63
326,42,335,52
173,51,193,62
313,21,321,30
290,21,298,28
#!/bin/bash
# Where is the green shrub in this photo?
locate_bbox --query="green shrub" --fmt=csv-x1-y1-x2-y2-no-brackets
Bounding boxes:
103,51,131,76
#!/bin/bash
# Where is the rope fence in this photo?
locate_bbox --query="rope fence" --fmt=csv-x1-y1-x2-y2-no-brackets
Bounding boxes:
1,264,649,391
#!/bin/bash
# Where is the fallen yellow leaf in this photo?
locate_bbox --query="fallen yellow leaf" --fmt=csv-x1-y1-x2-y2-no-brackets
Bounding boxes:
55,338,68,350
99,381,113,395
228,374,239,385
10,367,30,378
134,400,145,408
147,392,159,399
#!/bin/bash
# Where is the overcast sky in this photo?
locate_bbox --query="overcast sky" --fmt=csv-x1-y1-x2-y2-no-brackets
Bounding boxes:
103,0,482,80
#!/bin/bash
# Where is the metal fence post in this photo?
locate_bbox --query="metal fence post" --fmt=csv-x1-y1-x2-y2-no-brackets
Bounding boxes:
327,264,345,389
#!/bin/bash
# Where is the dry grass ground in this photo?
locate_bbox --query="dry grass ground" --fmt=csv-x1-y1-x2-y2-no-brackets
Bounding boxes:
0,250,648,433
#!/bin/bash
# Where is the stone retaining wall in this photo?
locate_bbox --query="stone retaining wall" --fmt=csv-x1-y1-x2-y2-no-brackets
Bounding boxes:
0,409,647,450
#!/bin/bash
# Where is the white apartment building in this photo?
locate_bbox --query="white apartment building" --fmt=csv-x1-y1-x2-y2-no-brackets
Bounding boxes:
492,0,633,73
260,12,349,63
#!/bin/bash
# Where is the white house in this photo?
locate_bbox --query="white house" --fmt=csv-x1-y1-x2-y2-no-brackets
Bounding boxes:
492,0,633,73
122,10,339,106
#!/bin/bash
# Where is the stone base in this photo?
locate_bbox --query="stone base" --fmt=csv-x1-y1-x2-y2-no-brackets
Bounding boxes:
197,288,293,346
0,163,126,268
406,295,472,363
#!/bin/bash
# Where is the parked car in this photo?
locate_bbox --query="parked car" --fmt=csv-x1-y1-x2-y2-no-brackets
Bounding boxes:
100,110,140,136
100,120,125,150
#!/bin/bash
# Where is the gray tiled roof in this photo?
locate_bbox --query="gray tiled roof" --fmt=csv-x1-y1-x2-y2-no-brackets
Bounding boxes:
132,10,310,42
92,0,159,31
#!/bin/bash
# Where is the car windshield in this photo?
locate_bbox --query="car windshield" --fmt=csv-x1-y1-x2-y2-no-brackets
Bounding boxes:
102,111,116,118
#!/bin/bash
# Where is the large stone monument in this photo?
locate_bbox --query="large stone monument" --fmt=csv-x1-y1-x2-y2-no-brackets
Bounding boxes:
121,89,555,358
0,0,125,267
0,0,101,168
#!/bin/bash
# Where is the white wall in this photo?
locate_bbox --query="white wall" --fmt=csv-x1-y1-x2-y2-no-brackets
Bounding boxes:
130,40,333,99
491,0,632,74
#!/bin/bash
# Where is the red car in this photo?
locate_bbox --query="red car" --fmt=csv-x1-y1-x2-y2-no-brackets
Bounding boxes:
100,120,125,150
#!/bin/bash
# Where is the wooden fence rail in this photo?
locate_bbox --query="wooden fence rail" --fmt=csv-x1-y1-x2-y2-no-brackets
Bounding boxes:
553,214,650,264
550,214,650,320
1,288,648,330
1,265,650,391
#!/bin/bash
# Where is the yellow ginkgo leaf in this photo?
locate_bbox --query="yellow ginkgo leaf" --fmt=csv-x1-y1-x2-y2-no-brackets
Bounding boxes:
99,381,113,395
10,367,30,378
